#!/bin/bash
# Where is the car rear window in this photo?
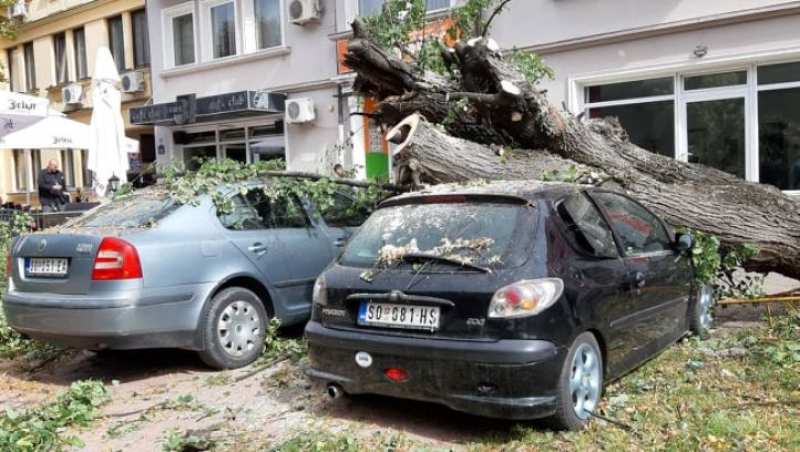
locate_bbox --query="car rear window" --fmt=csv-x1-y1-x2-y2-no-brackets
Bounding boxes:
339,202,532,269
71,193,178,229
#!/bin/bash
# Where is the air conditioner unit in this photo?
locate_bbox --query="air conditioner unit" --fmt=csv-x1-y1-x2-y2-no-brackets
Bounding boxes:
62,84,83,105
8,0,27,20
121,71,145,93
288,0,321,25
285,98,315,124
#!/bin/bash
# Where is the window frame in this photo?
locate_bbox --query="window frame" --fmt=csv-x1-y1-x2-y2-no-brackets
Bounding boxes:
554,192,620,259
200,0,241,62
577,58,800,194
162,2,198,69
587,190,674,258
242,0,285,53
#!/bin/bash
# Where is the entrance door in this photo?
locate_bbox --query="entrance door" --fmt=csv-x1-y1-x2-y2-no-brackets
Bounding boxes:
678,71,752,180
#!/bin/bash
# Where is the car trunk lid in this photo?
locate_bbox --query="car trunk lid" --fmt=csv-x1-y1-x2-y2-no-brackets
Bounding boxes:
10,233,104,295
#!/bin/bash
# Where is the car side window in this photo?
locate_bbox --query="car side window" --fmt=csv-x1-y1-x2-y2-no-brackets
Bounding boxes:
556,193,619,258
268,195,308,229
592,192,670,255
320,192,369,228
218,191,270,230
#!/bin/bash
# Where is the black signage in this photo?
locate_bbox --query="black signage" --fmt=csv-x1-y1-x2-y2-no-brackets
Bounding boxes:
130,102,184,125
130,91,286,126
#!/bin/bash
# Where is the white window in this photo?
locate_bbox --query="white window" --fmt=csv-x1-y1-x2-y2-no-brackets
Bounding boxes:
579,60,800,192
163,2,197,69
242,0,284,53
201,0,240,61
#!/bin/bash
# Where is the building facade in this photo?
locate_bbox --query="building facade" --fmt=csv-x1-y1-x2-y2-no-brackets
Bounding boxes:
0,0,155,207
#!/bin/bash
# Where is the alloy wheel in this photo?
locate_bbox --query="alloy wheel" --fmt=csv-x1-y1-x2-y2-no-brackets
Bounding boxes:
217,300,261,357
570,343,601,420
698,285,714,331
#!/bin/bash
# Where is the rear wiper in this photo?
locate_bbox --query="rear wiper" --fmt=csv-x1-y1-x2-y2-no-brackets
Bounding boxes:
400,252,491,273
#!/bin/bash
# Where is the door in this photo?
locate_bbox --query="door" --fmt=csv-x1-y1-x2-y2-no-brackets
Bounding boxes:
678,70,751,180
316,192,371,253
590,191,691,371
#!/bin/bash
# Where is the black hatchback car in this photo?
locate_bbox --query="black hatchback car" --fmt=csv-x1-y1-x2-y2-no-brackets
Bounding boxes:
305,182,713,430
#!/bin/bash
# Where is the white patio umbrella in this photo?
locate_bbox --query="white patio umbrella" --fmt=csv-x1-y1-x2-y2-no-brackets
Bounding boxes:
0,91,50,138
87,47,129,198
0,115,138,151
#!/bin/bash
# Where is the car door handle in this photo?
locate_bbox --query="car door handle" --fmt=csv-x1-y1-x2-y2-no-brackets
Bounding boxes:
248,243,268,254
333,237,348,247
630,271,646,288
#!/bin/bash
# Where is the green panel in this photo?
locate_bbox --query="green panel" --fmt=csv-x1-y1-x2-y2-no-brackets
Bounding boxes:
365,153,389,179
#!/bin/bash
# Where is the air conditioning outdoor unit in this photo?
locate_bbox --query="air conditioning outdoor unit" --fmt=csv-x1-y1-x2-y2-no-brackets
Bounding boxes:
62,84,83,105
121,71,145,93
8,0,27,20
285,98,316,124
288,0,321,25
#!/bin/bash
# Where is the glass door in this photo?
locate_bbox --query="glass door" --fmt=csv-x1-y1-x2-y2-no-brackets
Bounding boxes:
678,70,752,180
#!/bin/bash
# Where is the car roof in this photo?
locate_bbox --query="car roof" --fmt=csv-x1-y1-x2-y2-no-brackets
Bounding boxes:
380,181,595,207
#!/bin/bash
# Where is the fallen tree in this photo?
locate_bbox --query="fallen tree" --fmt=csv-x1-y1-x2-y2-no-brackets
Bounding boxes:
344,12,800,280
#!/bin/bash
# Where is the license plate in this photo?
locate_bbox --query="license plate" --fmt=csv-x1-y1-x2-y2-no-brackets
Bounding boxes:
358,302,440,330
25,258,69,278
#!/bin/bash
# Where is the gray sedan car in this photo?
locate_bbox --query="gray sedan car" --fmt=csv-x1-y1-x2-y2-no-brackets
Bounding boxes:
3,185,364,368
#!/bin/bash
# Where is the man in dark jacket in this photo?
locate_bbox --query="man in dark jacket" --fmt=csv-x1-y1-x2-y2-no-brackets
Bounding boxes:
38,159,68,212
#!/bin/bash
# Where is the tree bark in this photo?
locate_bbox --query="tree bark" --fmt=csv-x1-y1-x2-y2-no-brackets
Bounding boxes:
345,18,800,280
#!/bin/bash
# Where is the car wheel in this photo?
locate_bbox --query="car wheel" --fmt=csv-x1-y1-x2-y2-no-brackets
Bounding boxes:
689,284,715,339
550,332,604,431
197,287,268,370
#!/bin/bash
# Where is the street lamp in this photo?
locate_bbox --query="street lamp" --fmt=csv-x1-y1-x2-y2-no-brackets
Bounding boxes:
108,174,120,193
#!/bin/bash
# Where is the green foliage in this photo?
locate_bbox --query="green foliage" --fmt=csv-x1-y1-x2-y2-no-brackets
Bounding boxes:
0,380,110,452
271,432,414,452
362,0,428,56
449,0,496,38
442,97,470,126
509,47,555,83
689,231,721,286
258,318,307,366
541,164,579,182
163,429,216,452
684,230,763,299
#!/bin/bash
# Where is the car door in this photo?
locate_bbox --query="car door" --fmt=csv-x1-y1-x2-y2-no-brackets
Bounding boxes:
266,194,335,314
555,192,632,375
316,192,371,254
589,191,691,369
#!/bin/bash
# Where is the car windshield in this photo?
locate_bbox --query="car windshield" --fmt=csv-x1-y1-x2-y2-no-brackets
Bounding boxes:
71,193,178,229
340,202,531,270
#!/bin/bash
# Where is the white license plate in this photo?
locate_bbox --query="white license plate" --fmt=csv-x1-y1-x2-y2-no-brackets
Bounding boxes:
25,258,69,277
358,302,440,330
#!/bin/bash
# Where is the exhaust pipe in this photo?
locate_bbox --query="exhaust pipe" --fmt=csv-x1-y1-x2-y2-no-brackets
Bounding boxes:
326,383,344,399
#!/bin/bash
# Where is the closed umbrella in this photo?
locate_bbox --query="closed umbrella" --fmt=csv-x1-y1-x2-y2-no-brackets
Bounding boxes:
87,47,129,198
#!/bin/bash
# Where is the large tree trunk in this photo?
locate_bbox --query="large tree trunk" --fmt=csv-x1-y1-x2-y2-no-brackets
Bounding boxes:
345,18,800,279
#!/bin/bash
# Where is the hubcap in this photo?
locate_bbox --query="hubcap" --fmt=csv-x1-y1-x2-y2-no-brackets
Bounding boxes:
570,343,601,420
217,300,261,357
698,285,714,330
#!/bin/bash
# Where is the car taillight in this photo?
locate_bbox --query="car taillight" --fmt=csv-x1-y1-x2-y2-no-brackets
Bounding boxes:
488,278,564,319
92,237,143,280
312,275,327,306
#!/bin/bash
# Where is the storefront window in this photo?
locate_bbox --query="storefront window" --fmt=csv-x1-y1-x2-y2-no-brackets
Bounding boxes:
586,77,673,103
687,98,746,178
759,88,800,190
684,71,747,91
184,146,217,171
588,101,674,157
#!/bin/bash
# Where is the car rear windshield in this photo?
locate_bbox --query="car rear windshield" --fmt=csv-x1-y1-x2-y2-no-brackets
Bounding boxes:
339,202,532,269
71,193,178,229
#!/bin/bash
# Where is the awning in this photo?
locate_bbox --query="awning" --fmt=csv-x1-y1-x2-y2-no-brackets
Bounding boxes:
129,91,286,126
251,135,286,154
0,91,51,138
0,115,138,152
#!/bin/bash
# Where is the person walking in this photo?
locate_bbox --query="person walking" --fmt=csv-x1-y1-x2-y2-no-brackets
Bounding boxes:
38,159,68,212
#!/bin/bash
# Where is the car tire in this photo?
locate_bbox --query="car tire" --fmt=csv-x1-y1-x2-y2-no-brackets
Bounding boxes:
689,284,715,339
549,332,604,431
197,287,268,370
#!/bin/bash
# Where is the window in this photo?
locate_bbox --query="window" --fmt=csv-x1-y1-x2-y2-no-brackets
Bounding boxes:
758,61,800,190
73,28,88,79
23,42,35,91
358,0,451,17
6,48,18,91
255,0,281,49
60,150,76,188
219,190,307,230
320,192,370,228
209,1,237,59
183,145,217,171
585,77,674,157
172,12,196,66
592,192,670,256
13,150,28,191
132,9,151,68
107,16,125,72
81,149,92,187
557,193,618,258
74,194,178,228
684,71,747,91
54,33,69,85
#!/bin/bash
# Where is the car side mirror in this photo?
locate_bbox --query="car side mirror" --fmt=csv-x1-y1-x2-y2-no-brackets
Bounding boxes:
676,233,694,253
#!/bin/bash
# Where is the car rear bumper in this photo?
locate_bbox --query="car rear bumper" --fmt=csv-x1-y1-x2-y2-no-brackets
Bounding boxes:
1,283,214,350
305,321,567,420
